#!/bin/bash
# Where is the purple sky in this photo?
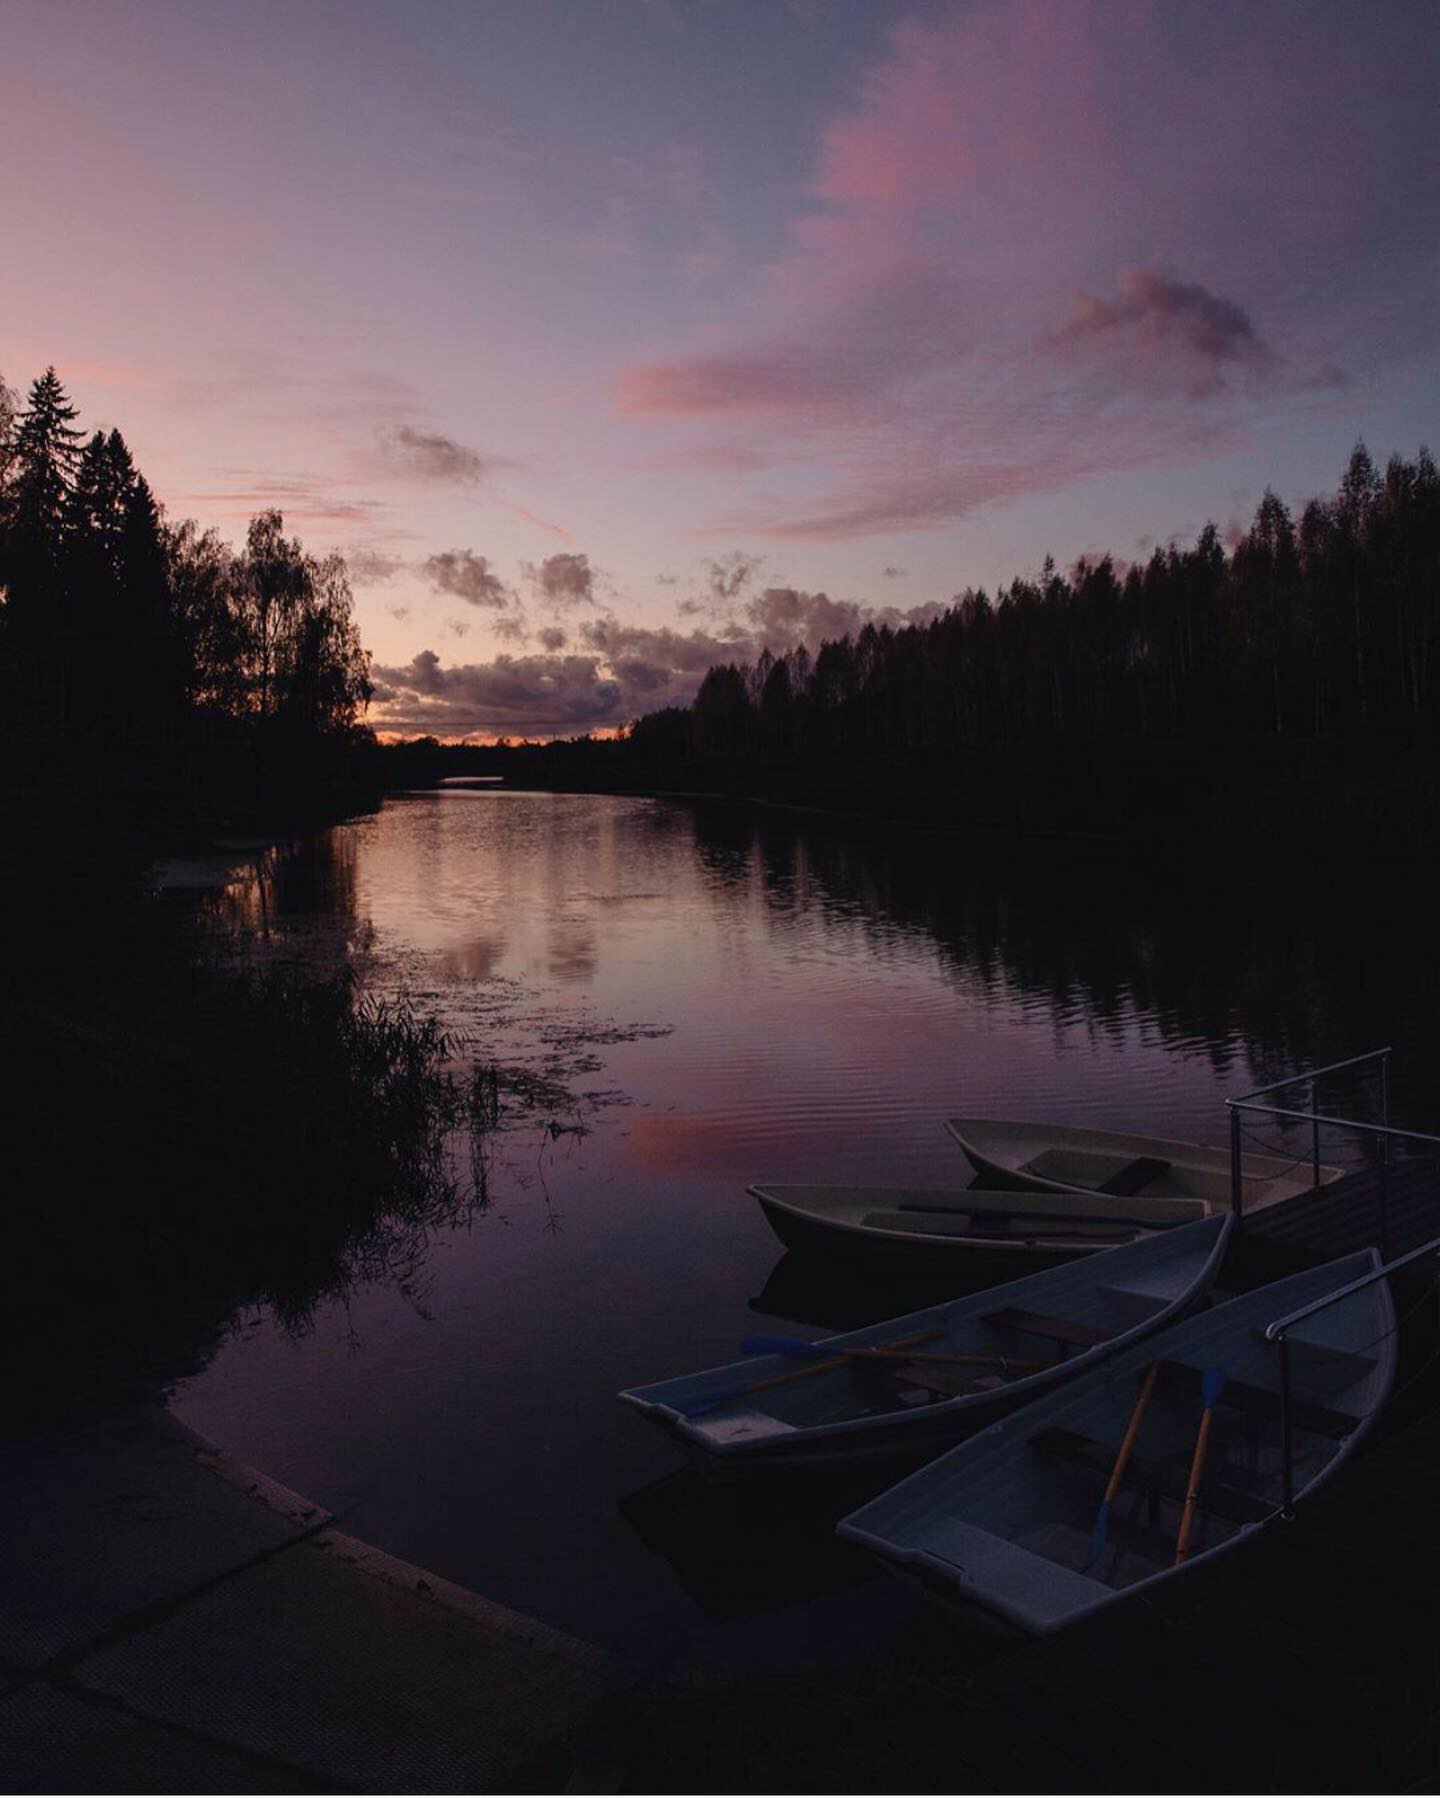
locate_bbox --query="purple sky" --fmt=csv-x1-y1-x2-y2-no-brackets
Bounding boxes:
4,0,1436,738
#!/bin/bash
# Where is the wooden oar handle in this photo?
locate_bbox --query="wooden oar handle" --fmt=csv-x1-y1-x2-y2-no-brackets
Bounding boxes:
730,1328,943,1400
1104,1361,1161,1506
1174,1409,1216,1565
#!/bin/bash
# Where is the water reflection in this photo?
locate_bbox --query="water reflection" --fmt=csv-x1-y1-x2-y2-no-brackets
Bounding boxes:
171,790,1432,1661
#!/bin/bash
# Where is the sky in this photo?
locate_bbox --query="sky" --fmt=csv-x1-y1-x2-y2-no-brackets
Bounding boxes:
3,0,1437,738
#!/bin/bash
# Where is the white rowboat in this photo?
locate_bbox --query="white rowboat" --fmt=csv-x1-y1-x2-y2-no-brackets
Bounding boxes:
619,1215,1231,1475
947,1118,1343,1212
837,1250,1392,1633
752,1180,1211,1271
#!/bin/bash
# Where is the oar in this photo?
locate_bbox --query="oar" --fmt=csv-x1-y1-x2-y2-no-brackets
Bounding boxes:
1174,1366,1228,1566
741,1335,1051,1372
1084,1360,1160,1571
675,1329,942,1417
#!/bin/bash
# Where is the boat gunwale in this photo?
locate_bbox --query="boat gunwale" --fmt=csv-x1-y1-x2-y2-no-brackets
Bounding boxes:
619,1214,1233,1460
946,1116,1345,1201
836,1247,1396,1634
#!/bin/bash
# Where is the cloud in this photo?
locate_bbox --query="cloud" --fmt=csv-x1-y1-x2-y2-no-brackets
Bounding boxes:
524,551,597,607
370,649,624,736
372,586,952,739
1044,268,1348,398
882,565,906,579
493,611,530,642
178,472,387,527
704,551,763,607
344,546,405,586
616,263,972,421
504,501,573,539
422,549,515,609
744,586,944,649
613,0,1426,539
381,425,503,484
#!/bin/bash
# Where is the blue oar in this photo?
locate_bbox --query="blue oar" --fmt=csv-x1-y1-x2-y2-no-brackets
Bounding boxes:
1085,1361,1161,1571
1175,1366,1228,1565
674,1328,943,1417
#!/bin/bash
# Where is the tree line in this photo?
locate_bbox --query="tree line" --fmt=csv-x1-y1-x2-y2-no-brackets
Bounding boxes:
628,444,1440,768
0,366,373,826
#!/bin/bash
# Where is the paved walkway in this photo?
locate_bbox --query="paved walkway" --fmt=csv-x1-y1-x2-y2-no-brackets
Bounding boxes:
0,1409,620,1793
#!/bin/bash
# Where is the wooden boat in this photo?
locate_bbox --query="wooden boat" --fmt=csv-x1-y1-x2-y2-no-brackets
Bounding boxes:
618,1215,1231,1476
752,1181,1211,1274
837,1249,1392,1634
946,1118,1343,1213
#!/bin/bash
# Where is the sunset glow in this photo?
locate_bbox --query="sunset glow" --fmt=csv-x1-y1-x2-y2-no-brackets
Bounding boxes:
4,0,1436,738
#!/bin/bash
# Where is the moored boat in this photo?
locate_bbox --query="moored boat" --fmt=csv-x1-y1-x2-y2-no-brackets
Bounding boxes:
752,1180,1211,1274
946,1118,1343,1212
836,1249,1393,1634
619,1214,1231,1475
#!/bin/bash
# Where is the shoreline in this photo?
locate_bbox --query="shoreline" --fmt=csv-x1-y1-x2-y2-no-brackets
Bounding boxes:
0,1405,621,1793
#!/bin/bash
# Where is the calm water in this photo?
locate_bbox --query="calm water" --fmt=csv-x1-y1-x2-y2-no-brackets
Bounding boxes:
171,790,1430,1671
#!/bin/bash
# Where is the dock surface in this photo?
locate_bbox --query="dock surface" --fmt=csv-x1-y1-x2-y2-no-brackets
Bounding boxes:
1248,1156,1440,1263
0,1409,620,1793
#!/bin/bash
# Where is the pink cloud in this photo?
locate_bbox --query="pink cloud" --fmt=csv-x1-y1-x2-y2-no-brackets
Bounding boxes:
502,500,574,539
616,0,1434,539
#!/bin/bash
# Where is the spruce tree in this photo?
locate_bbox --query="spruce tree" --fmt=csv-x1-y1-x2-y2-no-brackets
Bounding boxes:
11,367,83,561
4,369,85,727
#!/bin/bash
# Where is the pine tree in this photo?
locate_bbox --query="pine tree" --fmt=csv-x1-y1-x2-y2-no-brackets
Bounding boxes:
10,367,84,562
2,369,85,725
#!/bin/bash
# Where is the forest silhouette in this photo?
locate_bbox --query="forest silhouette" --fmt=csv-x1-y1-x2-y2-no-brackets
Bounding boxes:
0,365,375,832
632,443,1440,761
0,370,464,1426
413,440,1440,853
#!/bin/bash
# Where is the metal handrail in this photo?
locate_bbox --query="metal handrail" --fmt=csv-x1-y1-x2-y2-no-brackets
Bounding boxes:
1229,1103,1440,1148
1264,1233,1440,1342
1262,1232,1440,1518
1230,1046,1394,1104
1223,1047,1416,1249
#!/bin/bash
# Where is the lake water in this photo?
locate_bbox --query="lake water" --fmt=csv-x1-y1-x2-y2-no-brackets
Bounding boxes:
172,789,1428,1672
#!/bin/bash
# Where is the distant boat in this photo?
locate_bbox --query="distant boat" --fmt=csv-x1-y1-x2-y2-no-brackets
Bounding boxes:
618,1215,1231,1476
751,1180,1212,1273
837,1249,1391,1635
947,1119,1343,1212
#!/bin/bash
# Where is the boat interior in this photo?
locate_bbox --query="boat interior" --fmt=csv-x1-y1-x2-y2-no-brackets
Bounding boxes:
899,1310,1383,1597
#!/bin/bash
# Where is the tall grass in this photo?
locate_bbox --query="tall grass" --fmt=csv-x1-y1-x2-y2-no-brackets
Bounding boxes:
3,934,488,1428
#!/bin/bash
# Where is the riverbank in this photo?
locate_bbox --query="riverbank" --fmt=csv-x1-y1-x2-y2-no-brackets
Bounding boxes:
0,1407,619,1793
381,730,1440,866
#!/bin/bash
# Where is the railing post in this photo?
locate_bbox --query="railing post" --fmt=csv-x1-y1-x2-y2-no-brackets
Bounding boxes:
1276,1332,1295,1520
1311,1077,1321,1189
1230,1105,1244,1225
1381,1050,1391,1133
1378,1128,1391,1264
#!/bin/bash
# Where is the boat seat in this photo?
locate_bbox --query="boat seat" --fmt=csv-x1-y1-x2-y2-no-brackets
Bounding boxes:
982,1306,1116,1350
1094,1155,1173,1197
889,1362,999,1398
1032,1426,1271,1525
1246,1332,1379,1393
862,1211,1137,1243
1155,1361,1362,1440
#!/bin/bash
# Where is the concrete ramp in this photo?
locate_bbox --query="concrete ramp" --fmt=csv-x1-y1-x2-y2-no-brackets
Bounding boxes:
0,1409,621,1792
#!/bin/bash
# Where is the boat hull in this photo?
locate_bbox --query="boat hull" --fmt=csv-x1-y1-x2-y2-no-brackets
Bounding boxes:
837,1249,1393,1634
755,1189,1092,1281
621,1215,1232,1478
947,1117,1343,1211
